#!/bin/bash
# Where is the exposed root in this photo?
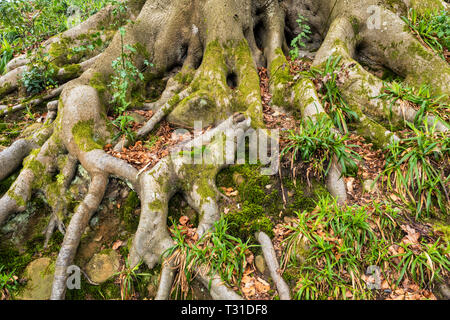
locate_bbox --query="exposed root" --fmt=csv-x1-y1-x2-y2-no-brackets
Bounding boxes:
0,85,65,117
130,114,252,269
114,87,191,151
51,173,109,300
196,265,244,300
313,14,449,135
154,261,177,300
42,154,78,248
255,231,291,300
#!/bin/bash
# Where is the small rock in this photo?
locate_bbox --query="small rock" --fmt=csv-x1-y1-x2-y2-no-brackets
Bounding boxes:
85,250,121,284
147,282,157,298
363,180,378,193
90,215,99,228
265,184,272,190
255,255,267,274
18,258,54,300
120,189,129,199
232,172,245,186
128,111,146,124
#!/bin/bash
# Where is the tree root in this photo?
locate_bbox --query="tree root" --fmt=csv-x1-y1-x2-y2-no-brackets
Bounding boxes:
256,231,291,300
114,87,191,151
0,85,65,117
196,265,244,300
154,261,177,300
51,173,109,300
1,0,449,301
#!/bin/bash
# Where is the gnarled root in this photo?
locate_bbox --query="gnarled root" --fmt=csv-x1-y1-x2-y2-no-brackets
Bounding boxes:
1,0,449,302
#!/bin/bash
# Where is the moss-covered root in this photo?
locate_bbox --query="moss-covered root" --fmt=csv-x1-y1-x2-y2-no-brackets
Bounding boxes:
256,231,291,300
42,154,78,248
129,115,251,298
0,122,54,181
51,173,108,300
314,17,448,133
268,51,348,203
166,40,264,129
0,134,61,226
4,0,144,74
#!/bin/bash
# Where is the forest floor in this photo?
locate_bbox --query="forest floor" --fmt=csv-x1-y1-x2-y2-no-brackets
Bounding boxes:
0,1,449,301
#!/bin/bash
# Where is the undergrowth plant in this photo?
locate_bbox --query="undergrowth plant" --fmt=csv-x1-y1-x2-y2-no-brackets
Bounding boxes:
21,47,58,95
393,239,450,288
163,217,255,299
289,14,312,60
109,26,151,142
282,197,449,300
309,56,359,133
402,8,449,61
377,121,449,218
377,81,449,125
0,266,18,300
281,114,360,181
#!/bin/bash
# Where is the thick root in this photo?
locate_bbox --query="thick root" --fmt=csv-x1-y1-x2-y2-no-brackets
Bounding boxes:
154,261,177,300
130,114,252,269
51,173,109,300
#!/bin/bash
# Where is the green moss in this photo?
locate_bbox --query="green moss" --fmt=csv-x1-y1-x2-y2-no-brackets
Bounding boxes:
226,202,274,240
72,120,104,152
148,199,163,211
48,38,73,66
217,162,329,243
120,191,140,232
89,72,108,100
349,16,360,34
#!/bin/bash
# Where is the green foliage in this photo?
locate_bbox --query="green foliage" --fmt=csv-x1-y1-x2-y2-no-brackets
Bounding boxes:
284,197,380,300
289,14,312,60
0,0,113,62
120,190,140,232
309,56,359,133
109,27,152,142
377,121,449,218
0,265,19,297
402,8,450,60
282,114,360,179
21,47,58,95
377,81,449,126
164,217,256,298
114,258,151,300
